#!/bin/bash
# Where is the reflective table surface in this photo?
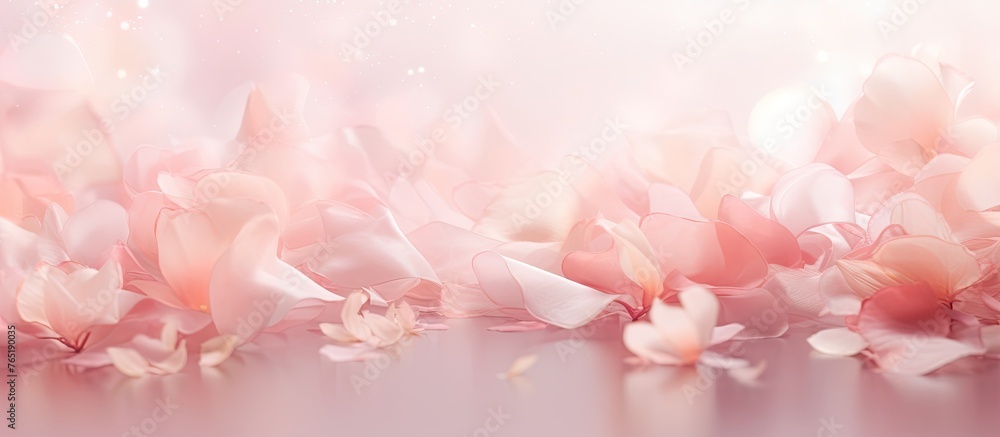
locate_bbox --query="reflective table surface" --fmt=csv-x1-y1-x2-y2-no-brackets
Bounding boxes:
21,318,1000,437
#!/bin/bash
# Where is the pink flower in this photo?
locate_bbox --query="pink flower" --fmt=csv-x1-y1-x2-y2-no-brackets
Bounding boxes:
15,260,143,352
623,287,744,366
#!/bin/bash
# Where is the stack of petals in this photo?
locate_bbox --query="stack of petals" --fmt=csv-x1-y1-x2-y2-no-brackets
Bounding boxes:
2,39,999,376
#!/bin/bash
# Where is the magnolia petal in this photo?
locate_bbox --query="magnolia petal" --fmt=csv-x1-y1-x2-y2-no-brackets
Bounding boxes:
107,347,151,378
622,321,682,366
678,287,720,348
649,299,702,362
340,292,374,341
149,341,188,374
319,323,360,343
362,312,405,346
199,335,239,367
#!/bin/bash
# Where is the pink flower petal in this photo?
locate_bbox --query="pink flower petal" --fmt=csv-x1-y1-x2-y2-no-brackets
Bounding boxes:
807,328,868,356
857,284,984,375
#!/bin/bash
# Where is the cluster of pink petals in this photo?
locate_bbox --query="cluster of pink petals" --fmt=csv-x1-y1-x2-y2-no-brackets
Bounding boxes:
2,39,1000,376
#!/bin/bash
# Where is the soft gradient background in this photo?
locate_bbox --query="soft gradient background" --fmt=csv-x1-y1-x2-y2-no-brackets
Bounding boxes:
3,1,1000,436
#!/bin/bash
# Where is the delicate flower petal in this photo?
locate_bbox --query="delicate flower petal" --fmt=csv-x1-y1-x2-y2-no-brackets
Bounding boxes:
319,323,359,343
623,321,682,365
200,335,239,367
677,287,720,348
107,347,151,378
808,328,869,356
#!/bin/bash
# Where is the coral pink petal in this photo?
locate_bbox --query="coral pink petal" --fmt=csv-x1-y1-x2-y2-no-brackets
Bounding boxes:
718,195,801,267
857,284,984,375
642,214,768,289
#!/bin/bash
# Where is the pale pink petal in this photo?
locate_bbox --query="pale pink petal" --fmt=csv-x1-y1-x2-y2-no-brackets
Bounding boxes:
294,202,439,301
677,287,720,348
854,54,953,154
648,299,702,363
808,328,869,356
60,200,128,268
209,212,344,343
148,341,188,374
362,312,405,346
340,291,374,341
867,193,954,242
199,335,239,367
622,321,682,365
956,144,1000,211
319,323,359,343
946,117,996,158
647,184,704,219
473,252,620,329
872,236,982,301
156,198,271,311
107,347,151,378
835,259,903,299
770,164,855,236
819,267,863,316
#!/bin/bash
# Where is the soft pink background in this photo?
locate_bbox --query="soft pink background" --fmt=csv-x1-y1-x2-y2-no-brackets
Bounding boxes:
4,1,1000,436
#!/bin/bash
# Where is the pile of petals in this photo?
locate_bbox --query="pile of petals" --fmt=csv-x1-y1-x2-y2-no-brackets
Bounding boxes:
2,39,1000,377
